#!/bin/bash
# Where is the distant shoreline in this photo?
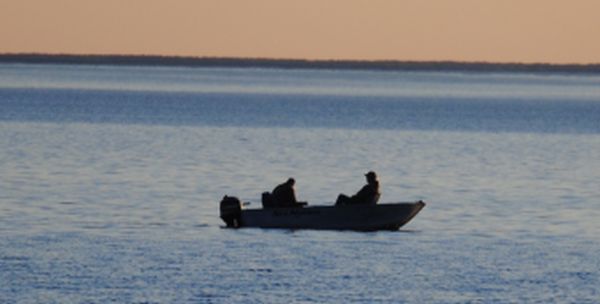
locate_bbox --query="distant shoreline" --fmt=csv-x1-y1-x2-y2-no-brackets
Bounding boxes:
2,53,600,74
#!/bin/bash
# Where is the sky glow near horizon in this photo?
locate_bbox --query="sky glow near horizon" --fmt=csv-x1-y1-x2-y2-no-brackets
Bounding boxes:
1,0,600,64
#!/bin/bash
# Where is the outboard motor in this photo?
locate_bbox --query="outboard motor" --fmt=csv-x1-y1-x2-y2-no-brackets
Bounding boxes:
220,195,242,228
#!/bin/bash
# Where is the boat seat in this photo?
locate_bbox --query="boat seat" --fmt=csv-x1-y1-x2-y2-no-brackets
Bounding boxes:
262,192,277,209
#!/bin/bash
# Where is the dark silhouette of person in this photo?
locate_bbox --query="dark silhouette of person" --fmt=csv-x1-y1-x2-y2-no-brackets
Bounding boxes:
272,178,298,207
336,171,380,206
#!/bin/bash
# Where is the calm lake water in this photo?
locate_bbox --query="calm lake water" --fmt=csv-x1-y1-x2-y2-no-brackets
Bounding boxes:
1,63,599,303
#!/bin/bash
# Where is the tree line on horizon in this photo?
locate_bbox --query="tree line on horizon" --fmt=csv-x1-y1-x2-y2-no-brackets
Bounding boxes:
1,53,599,74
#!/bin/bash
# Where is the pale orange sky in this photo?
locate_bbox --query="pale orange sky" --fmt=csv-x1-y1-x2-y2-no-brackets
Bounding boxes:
1,0,599,63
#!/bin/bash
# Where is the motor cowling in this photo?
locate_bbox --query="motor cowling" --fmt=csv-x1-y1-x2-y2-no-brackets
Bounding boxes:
220,195,242,228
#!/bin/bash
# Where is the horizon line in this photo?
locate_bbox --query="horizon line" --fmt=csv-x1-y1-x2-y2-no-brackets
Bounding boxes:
2,53,600,74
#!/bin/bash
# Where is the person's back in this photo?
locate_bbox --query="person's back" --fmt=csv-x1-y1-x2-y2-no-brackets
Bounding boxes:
272,178,297,207
335,171,380,206
354,179,379,205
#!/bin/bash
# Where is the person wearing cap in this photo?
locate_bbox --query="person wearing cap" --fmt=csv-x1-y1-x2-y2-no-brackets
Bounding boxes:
271,178,299,207
335,171,380,206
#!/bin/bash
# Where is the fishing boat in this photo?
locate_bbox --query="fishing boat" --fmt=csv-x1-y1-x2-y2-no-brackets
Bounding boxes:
219,196,425,231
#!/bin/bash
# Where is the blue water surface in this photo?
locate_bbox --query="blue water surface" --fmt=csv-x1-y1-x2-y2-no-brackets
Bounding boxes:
1,64,599,303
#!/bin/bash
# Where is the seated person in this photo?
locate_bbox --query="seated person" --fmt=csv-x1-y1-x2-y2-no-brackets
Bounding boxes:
335,171,380,206
268,178,305,207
